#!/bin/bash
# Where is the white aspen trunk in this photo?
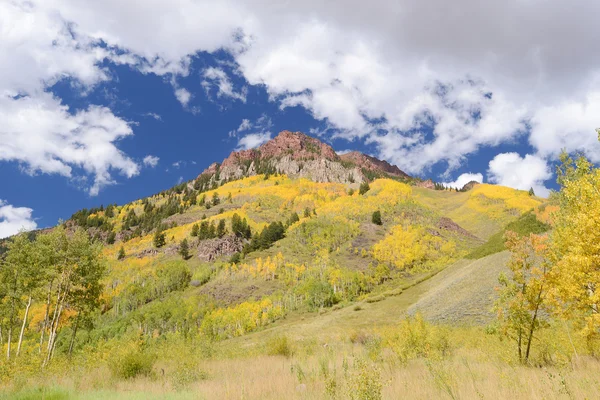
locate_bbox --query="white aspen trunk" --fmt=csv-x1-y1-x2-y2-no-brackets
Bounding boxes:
16,296,32,357
40,282,53,353
44,303,63,366
6,327,12,361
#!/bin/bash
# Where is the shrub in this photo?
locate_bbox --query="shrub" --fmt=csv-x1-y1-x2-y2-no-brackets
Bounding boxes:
365,295,385,303
353,305,363,311
117,246,126,260
171,361,208,390
153,230,166,248
383,314,451,363
179,238,190,260
371,210,382,225
346,358,382,400
109,350,156,380
267,335,294,357
359,182,371,195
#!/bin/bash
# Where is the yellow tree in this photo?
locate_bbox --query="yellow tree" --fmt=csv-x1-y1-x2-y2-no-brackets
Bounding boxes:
548,149,600,340
495,231,550,363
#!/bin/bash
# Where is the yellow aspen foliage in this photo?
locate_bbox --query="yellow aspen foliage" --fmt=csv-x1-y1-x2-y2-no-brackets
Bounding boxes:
372,225,456,271
496,231,550,363
547,154,600,338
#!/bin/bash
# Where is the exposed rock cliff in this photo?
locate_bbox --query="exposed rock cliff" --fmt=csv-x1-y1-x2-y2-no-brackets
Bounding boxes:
197,130,410,185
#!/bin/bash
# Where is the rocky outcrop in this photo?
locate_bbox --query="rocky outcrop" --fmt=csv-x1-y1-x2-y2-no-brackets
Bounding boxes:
340,151,409,179
197,130,410,186
416,179,435,189
461,181,480,191
197,235,244,262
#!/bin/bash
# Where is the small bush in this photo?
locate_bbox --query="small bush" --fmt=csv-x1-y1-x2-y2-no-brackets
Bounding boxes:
371,210,382,225
383,314,451,364
171,361,208,391
109,350,156,380
353,304,363,311
346,358,382,400
365,295,385,303
267,335,294,357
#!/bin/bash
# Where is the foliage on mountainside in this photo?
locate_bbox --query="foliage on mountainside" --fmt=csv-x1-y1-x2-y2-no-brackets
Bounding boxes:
466,210,551,259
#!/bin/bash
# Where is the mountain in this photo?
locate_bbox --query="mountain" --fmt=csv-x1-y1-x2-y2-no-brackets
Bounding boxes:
2,128,556,399
198,130,411,187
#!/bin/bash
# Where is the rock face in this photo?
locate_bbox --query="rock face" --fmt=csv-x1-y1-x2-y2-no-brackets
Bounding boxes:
416,179,435,189
339,151,409,179
198,130,410,185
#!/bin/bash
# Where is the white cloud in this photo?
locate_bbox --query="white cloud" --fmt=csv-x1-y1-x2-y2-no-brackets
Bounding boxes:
143,112,162,121
143,155,159,168
236,132,272,150
336,149,353,155
0,94,139,196
4,0,600,188
0,200,37,239
237,118,252,132
202,67,247,103
174,88,192,107
487,153,552,197
229,118,252,137
0,1,142,195
443,172,483,190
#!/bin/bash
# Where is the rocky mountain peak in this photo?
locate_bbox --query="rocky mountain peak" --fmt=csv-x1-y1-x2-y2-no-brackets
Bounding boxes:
198,130,411,186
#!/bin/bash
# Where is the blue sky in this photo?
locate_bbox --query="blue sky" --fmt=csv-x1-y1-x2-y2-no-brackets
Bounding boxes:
1,1,599,238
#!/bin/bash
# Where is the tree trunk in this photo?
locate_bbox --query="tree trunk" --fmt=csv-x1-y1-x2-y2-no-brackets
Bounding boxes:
525,289,544,362
16,295,32,357
44,303,63,366
68,317,79,356
6,327,12,361
40,282,53,353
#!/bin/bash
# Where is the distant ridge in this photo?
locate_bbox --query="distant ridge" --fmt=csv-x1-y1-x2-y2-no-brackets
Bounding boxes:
198,130,411,186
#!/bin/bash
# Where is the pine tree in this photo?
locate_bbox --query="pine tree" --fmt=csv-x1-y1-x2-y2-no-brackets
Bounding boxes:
179,238,190,260
198,221,209,240
117,246,126,260
106,231,116,245
528,187,535,196
372,210,383,225
191,223,199,237
153,230,166,248
359,182,370,195
212,192,220,206
217,219,227,238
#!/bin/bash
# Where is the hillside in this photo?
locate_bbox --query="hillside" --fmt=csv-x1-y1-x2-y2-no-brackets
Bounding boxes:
2,130,566,399
57,131,547,341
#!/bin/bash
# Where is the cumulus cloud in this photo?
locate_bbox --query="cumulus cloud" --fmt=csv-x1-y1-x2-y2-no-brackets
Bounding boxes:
0,1,141,195
443,173,484,190
236,132,272,150
4,0,600,188
0,94,139,196
487,153,552,197
0,200,37,239
143,155,160,168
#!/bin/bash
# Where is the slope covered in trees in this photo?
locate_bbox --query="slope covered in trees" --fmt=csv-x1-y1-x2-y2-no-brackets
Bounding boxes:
4,130,600,399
